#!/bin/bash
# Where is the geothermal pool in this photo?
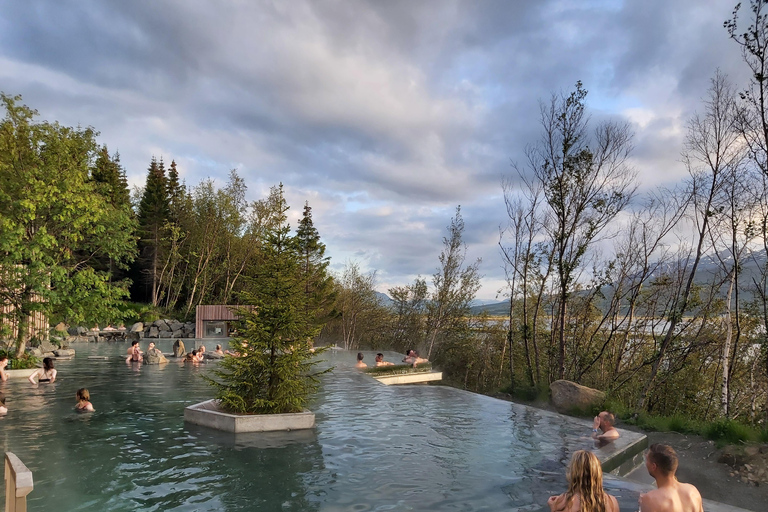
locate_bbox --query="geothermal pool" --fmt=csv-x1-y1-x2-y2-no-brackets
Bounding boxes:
0,342,644,511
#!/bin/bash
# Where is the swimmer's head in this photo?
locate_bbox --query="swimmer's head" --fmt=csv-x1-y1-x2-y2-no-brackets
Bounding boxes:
76,388,90,401
357,352,364,362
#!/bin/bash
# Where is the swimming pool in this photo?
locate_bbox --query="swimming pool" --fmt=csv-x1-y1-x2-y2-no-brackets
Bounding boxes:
0,342,643,511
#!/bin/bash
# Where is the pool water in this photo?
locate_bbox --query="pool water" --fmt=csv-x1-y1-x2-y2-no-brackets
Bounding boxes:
0,342,642,511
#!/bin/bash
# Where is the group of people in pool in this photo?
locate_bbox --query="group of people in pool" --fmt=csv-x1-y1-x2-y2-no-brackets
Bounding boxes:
550,444,703,512
0,354,94,414
355,349,429,368
125,340,226,364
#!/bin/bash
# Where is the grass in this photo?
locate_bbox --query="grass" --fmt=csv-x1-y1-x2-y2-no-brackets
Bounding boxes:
363,363,433,377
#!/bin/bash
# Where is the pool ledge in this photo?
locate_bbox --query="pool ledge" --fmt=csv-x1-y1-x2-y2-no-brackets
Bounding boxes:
372,371,443,386
184,399,315,433
4,369,37,379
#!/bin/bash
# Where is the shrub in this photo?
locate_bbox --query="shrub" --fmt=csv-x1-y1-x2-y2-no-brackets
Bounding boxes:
704,419,756,445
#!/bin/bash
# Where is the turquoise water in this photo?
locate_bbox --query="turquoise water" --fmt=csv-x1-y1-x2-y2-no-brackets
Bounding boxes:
0,342,641,511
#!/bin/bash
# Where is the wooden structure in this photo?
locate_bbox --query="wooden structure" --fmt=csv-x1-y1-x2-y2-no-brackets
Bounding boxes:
5,452,33,512
195,305,248,339
0,303,48,345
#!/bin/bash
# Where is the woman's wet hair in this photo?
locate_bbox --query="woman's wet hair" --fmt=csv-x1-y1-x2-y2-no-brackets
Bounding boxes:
564,450,608,512
43,357,54,371
77,388,90,401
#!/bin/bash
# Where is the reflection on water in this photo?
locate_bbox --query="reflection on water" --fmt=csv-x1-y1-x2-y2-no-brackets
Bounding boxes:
0,344,641,511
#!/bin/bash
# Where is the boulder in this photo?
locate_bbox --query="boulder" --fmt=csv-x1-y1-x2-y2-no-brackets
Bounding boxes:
549,380,605,413
144,349,168,364
205,351,224,360
54,348,75,357
53,322,68,333
41,352,55,359
87,335,98,343
158,331,173,338
67,326,79,336
26,347,43,357
126,331,140,342
148,326,159,338
183,322,195,331
172,330,183,338
169,320,184,332
77,326,87,335
173,339,186,358
130,322,144,333
157,321,171,332
39,341,57,353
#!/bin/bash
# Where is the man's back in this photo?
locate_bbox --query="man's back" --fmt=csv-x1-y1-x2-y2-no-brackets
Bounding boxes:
639,481,703,512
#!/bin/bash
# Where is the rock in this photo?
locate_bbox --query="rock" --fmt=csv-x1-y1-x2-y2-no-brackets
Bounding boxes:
172,330,183,338
169,320,184,332
87,335,98,343
148,326,159,338
39,341,57,353
41,352,55,358
26,347,43,357
144,349,168,364
157,322,171,332
159,331,173,338
126,331,140,341
745,446,760,457
173,339,186,358
184,322,195,331
53,322,68,333
205,352,224,360
549,380,606,413
54,348,75,357
130,322,144,333
77,326,87,335
718,449,738,467
67,326,79,336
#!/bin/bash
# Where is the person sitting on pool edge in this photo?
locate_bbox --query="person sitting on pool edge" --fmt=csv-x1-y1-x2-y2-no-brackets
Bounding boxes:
29,357,57,384
355,352,367,368
591,411,619,441
375,353,394,366
75,388,95,412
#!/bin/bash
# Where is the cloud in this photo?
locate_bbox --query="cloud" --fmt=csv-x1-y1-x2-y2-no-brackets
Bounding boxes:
0,0,748,297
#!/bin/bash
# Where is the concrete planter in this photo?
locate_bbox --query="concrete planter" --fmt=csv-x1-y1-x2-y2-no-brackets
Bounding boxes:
373,371,443,386
5,368,38,379
184,399,315,433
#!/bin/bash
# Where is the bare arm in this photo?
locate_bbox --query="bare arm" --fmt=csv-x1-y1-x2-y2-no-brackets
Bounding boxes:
49,369,57,383
28,369,39,384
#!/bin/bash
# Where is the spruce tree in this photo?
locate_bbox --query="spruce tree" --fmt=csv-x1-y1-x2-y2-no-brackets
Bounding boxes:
296,201,335,328
207,190,329,414
136,157,170,305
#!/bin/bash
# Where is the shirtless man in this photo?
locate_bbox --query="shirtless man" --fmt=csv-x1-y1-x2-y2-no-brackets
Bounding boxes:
126,340,143,363
355,352,367,368
639,444,703,512
591,411,620,441
375,353,394,366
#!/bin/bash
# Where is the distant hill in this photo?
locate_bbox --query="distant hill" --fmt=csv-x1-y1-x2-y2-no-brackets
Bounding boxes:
470,300,509,316
375,291,393,306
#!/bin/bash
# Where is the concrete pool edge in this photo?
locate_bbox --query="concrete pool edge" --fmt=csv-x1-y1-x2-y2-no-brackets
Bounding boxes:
184,399,315,433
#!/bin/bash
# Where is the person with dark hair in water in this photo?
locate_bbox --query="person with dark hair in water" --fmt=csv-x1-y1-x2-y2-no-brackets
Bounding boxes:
126,340,143,363
639,444,703,512
0,355,8,382
29,357,57,384
0,392,7,415
375,353,394,366
548,450,619,512
355,352,367,368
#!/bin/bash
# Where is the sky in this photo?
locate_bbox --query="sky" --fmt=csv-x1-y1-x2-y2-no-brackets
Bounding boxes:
0,0,754,300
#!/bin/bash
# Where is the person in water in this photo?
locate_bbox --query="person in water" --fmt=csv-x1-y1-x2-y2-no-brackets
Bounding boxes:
404,349,429,367
214,344,225,355
0,355,8,382
126,340,143,363
548,450,619,512
375,353,394,366
185,350,199,363
29,357,57,384
75,388,95,412
0,392,7,415
591,411,620,441
355,352,367,368
639,444,703,512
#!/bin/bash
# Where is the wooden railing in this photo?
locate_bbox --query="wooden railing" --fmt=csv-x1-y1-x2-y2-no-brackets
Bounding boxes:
4,452,33,512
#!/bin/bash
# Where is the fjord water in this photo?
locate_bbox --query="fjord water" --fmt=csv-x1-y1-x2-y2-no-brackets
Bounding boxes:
0,343,640,511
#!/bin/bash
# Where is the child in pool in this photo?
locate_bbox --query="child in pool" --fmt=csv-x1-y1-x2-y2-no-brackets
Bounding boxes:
75,388,95,412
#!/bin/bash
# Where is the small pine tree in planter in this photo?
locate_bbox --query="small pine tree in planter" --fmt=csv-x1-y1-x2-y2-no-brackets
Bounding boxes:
187,186,331,431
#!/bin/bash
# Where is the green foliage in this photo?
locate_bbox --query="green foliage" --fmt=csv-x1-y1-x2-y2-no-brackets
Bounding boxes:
0,350,39,370
0,93,136,355
205,186,332,414
363,363,432,376
704,419,757,445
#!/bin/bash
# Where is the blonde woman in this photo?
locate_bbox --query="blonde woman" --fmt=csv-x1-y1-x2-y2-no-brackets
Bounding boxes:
548,450,619,512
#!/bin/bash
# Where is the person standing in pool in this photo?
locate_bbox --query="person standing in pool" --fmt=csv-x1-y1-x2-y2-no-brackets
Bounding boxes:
591,411,619,441
639,444,703,512
75,388,95,412
548,450,619,512
0,355,8,382
375,353,394,366
355,353,367,368
126,340,143,363
28,357,57,384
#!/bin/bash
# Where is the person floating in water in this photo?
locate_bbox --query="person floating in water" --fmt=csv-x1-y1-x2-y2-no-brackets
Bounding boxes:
548,450,619,512
29,357,57,384
591,411,619,441
639,444,703,512
355,352,367,368
75,388,95,412
126,340,143,363
375,353,394,366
